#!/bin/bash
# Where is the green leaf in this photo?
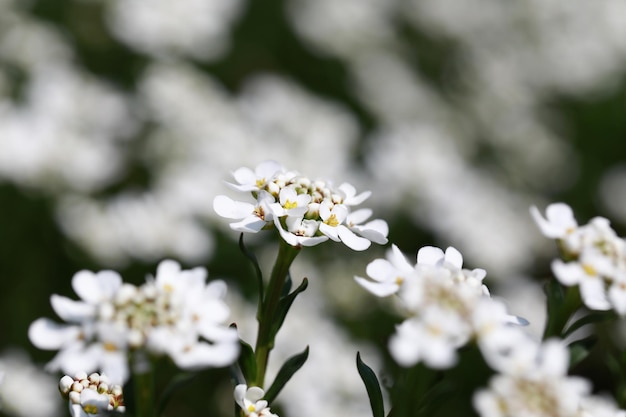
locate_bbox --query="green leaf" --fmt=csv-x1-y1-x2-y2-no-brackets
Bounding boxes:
356,352,385,417
264,346,309,403
562,311,615,338
568,335,598,368
239,233,264,317
237,336,257,384
269,277,308,342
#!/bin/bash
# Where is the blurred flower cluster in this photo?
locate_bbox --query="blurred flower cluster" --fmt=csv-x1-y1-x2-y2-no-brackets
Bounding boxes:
28,260,239,384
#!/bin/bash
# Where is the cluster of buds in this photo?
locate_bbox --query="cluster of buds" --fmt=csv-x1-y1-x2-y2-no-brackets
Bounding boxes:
213,160,389,251
59,372,124,416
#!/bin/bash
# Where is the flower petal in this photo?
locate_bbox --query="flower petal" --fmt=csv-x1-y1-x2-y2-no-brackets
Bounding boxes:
28,318,82,350
213,196,255,219
337,226,371,251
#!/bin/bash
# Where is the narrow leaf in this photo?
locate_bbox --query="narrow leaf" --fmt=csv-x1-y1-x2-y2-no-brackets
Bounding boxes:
264,346,309,403
568,335,598,368
357,352,385,417
563,311,615,338
269,278,308,341
238,337,257,384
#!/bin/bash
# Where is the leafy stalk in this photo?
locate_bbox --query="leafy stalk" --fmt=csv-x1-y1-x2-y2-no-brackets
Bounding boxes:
254,239,301,387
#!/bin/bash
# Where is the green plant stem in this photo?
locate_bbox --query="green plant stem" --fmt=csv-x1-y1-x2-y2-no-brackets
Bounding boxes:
132,351,155,417
253,240,300,387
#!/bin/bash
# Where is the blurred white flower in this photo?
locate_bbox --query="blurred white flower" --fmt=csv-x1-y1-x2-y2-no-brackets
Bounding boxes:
29,260,239,384
533,202,626,314
106,0,245,60
357,244,525,368
0,350,61,417
474,339,592,417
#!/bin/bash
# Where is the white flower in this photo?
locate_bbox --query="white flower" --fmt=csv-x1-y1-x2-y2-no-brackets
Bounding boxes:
552,258,611,311
389,307,468,368
530,203,578,239
274,216,328,247
29,260,240,384
234,384,278,417
229,160,287,193
269,185,311,218
318,200,372,250
355,244,416,297
213,191,276,233
474,339,592,417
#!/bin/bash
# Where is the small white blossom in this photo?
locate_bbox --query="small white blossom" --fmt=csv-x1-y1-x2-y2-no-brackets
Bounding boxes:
234,384,278,417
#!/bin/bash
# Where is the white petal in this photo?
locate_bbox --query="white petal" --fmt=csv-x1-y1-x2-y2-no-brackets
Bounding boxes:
444,247,463,269
389,244,414,273
354,276,399,297
337,226,371,251
28,318,81,349
366,259,396,282
609,283,626,315
346,208,372,225
246,387,265,402
72,270,122,304
297,235,328,247
101,351,130,385
417,246,444,265
50,295,96,322
213,195,255,219
580,279,611,311
319,222,341,241
230,216,267,233
172,341,240,369
551,260,582,286
234,384,247,407
389,322,421,367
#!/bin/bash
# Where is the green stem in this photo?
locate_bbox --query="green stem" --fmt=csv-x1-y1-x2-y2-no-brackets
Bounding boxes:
132,351,155,417
253,240,300,387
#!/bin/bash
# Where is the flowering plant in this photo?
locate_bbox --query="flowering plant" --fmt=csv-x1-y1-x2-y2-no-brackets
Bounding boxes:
27,162,626,417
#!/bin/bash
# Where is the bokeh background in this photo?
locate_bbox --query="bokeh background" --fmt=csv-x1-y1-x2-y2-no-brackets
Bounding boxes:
2,0,626,416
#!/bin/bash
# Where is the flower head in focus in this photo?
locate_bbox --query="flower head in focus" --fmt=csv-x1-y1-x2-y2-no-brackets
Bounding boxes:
213,161,388,251
234,384,278,417
59,372,124,417
29,260,240,384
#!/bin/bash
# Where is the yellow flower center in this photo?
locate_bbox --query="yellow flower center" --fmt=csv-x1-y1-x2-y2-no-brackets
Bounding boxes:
284,199,298,210
582,263,597,276
324,214,339,227
83,404,99,414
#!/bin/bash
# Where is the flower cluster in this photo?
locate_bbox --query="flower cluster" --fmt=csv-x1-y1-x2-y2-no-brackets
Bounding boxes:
59,372,125,417
356,244,524,368
213,160,388,251
29,260,240,384
234,385,278,417
474,338,626,417
532,203,626,314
